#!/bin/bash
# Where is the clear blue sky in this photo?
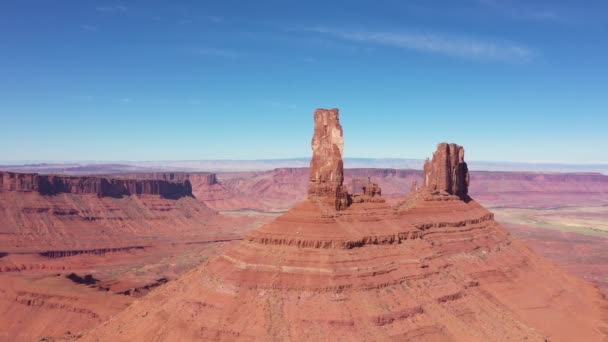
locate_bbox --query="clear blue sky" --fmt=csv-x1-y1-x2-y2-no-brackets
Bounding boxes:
1,1,607,163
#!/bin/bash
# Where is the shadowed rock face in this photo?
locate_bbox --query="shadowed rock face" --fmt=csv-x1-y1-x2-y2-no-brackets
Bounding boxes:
307,108,350,210
423,143,469,198
0,172,193,199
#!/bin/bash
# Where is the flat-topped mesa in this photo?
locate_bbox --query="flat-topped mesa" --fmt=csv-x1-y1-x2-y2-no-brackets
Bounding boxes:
307,108,350,210
423,142,470,199
0,171,193,199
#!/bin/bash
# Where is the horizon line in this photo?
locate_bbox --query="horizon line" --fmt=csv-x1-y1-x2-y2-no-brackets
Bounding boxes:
1,158,607,167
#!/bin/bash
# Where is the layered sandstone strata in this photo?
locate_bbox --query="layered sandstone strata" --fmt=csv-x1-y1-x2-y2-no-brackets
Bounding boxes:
423,142,470,198
350,177,384,203
307,108,350,210
77,109,608,342
0,172,193,199
109,172,217,186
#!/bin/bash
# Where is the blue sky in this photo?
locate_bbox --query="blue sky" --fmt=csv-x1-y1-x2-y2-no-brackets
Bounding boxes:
1,0,607,163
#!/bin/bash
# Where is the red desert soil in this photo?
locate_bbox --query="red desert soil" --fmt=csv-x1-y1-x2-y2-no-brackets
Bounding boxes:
69,109,608,341
506,224,608,290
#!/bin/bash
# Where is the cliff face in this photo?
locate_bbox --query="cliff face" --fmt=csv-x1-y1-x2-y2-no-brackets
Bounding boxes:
188,173,217,186
423,143,469,198
107,172,217,186
0,172,193,199
307,108,351,210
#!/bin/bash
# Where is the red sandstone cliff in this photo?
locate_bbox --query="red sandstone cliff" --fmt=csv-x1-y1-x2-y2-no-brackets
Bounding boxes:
0,172,193,199
423,143,469,198
186,167,608,211
0,171,247,342
76,108,608,342
307,108,350,210
106,172,217,186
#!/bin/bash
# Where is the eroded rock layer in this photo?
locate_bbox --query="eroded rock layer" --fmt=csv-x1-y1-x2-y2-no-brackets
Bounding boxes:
0,169,257,341
0,172,193,199
78,193,608,341
77,110,608,342
307,108,350,210
423,143,469,198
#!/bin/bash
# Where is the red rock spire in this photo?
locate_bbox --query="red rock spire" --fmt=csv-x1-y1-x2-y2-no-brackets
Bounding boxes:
307,108,350,210
423,142,470,198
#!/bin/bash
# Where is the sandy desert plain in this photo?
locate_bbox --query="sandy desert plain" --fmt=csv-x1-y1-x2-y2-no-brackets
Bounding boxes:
0,110,608,341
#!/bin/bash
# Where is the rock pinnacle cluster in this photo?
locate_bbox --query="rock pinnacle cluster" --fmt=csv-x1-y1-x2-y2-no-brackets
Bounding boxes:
76,108,608,342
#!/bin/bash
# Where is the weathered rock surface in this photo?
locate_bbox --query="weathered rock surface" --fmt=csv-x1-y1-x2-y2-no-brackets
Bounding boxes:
307,108,350,210
350,177,384,203
76,109,608,342
0,172,193,199
109,172,217,186
189,167,608,212
423,143,469,198
0,189,226,252
0,169,258,341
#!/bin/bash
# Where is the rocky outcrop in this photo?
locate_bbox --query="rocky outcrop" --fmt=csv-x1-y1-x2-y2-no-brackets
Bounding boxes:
109,172,217,186
350,177,384,203
0,172,38,191
307,108,350,210
423,143,469,198
76,108,608,342
38,246,147,259
188,173,217,186
0,172,193,199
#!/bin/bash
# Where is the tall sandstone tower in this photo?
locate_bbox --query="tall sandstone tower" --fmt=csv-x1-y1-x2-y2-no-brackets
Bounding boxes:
307,108,350,210
77,108,608,342
423,142,470,198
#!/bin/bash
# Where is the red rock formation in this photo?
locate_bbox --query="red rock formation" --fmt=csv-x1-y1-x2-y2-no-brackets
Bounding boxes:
350,177,384,203
307,108,350,210
423,143,469,198
185,166,608,213
0,172,38,191
109,172,217,186
0,172,193,199
188,173,217,186
75,110,608,342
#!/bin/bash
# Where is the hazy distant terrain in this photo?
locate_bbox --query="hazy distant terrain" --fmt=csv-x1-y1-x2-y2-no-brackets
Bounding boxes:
2,158,607,174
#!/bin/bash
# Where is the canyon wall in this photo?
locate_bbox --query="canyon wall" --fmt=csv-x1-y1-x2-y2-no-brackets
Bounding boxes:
0,172,193,199
191,166,608,211
107,172,217,186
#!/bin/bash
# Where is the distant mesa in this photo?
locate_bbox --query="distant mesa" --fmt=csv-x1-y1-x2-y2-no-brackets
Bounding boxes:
0,172,196,199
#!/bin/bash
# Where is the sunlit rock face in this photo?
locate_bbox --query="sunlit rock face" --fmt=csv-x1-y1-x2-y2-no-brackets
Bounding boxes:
307,108,350,210
0,172,193,199
74,109,608,342
423,143,470,198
